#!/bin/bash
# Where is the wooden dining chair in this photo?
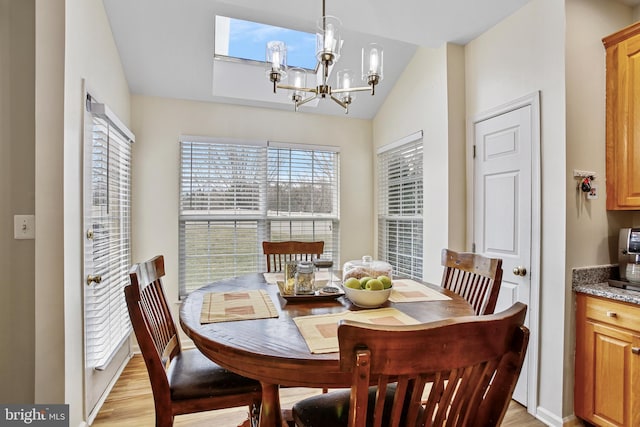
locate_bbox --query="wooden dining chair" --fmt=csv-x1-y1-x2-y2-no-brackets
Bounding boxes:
440,248,504,315
125,255,262,427
262,240,324,272
292,302,529,427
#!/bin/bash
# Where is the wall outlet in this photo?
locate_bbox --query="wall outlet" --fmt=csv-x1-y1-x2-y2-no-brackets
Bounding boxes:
14,215,35,239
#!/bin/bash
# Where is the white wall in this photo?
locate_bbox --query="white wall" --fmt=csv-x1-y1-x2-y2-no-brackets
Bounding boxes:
465,0,567,423
0,0,35,404
35,0,130,424
372,44,466,285
130,95,374,315
35,0,65,405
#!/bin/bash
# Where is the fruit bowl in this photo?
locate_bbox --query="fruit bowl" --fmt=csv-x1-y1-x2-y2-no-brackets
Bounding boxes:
342,284,393,308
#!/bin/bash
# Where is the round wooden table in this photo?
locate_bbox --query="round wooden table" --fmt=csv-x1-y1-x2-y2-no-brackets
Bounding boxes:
179,273,474,427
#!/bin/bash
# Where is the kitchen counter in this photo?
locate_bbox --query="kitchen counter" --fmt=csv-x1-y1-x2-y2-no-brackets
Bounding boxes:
572,264,640,305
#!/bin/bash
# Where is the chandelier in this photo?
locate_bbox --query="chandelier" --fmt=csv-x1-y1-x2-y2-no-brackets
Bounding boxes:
266,0,384,114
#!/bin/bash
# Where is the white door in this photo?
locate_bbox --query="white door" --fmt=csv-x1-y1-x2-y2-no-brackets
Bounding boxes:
472,94,539,409
83,94,134,421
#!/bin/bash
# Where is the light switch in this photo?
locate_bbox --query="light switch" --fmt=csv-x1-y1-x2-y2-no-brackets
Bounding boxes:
14,214,35,239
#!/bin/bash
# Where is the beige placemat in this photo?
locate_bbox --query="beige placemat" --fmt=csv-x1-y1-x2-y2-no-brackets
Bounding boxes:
200,290,279,324
293,307,421,354
388,279,452,303
263,271,340,285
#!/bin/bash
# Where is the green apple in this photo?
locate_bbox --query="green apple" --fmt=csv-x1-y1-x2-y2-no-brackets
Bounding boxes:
377,275,392,289
359,276,373,289
344,277,362,289
365,278,384,291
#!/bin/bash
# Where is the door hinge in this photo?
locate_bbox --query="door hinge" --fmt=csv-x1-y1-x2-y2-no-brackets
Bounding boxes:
473,145,476,159
472,243,476,253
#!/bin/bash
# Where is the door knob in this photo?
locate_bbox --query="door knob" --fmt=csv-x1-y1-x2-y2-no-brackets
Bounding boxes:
513,266,527,277
87,274,102,286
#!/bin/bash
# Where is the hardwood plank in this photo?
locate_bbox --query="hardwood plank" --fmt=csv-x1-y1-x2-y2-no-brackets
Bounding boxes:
93,355,546,426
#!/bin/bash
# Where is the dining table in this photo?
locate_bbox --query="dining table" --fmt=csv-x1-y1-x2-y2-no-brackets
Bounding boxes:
179,272,474,427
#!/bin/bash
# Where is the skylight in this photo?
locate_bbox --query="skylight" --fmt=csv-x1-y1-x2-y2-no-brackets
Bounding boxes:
215,16,317,71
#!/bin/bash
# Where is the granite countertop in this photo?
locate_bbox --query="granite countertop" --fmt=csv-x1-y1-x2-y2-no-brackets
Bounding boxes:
572,265,640,305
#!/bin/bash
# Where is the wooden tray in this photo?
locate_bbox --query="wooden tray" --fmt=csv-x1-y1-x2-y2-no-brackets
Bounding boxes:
277,281,344,303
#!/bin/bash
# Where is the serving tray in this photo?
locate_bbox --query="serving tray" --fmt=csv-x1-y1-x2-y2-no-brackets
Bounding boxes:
276,281,344,303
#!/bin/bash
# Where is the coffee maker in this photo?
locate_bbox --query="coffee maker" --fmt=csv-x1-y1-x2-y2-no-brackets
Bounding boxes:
618,227,640,281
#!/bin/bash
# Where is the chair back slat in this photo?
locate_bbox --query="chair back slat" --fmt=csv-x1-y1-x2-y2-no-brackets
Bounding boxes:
125,255,180,398
441,249,503,315
262,241,324,272
338,302,529,427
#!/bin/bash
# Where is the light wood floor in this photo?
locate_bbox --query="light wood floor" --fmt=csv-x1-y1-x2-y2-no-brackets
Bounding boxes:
93,355,547,426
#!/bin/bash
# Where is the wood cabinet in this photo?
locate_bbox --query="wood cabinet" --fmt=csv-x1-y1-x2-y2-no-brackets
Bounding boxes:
603,22,640,210
575,293,640,426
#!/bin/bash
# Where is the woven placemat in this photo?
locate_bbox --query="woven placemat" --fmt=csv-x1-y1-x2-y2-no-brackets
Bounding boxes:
293,307,421,354
389,279,452,303
200,289,279,324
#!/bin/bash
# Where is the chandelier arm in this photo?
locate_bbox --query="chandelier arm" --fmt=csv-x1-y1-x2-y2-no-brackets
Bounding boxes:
330,95,347,109
296,94,319,108
331,86,373,94
277,84,318,94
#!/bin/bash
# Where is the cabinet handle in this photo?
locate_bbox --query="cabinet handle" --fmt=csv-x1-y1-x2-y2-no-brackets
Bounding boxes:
632,347,640,355
606,311,617,318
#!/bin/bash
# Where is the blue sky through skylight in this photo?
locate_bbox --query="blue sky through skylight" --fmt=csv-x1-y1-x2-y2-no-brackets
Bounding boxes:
216,16,317,71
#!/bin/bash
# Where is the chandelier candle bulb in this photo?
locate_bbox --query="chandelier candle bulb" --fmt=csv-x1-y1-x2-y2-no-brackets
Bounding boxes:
324,23,335,51
363,43,384,83
369,49,379,74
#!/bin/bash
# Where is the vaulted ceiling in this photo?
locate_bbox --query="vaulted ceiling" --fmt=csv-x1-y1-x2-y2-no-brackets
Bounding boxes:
103,0,537,119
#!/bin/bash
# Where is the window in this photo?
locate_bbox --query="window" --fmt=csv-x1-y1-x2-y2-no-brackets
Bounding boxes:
179,138,340,296
214,16,316,70
377,131,423,279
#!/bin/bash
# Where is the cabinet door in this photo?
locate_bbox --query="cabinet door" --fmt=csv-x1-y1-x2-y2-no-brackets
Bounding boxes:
605,26,640,210
578,320,640,427
613,34,640,208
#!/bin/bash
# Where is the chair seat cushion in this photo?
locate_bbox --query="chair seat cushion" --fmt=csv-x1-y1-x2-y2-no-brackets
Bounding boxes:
168,348,261,401
292,384,417,427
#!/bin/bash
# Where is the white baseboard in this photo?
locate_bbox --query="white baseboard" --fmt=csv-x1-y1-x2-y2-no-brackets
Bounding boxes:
535,406,572,426
85,352,133,425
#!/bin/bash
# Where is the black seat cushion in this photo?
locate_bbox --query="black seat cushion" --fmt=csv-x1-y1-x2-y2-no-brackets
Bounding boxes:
168,348,261,401
292,384,419,427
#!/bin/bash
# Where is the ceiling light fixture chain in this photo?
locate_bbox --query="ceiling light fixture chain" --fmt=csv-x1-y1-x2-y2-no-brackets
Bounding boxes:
266,0,384,114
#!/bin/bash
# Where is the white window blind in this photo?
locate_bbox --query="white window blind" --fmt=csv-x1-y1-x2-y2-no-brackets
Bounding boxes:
267,145,340,260
179,139,340,297
180,140,268,296
377,132,423,279
84,106,133,370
